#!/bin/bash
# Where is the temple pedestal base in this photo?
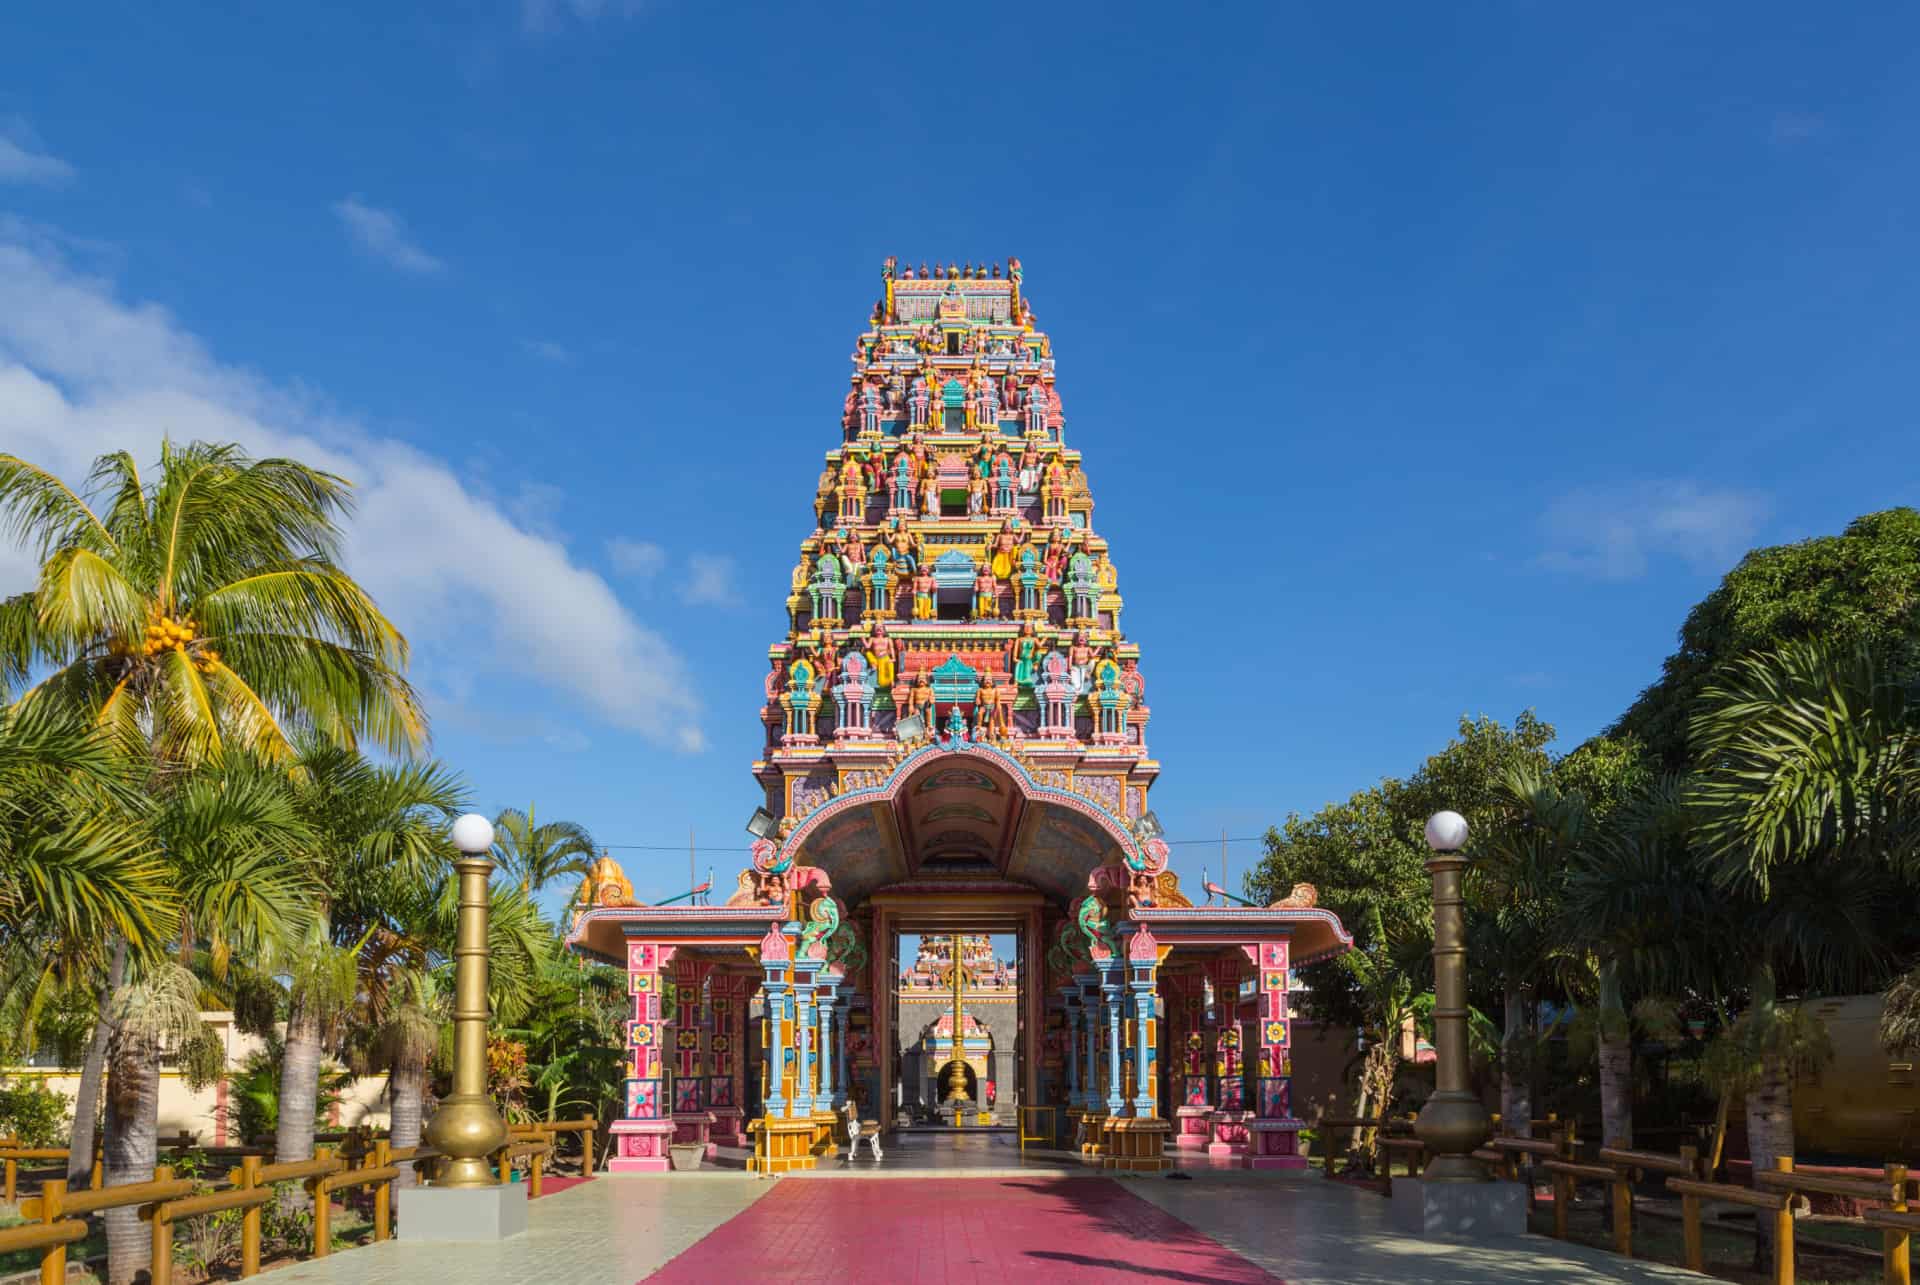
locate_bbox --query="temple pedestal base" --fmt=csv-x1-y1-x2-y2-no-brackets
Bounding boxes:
1079,1108,1108,1162
1208,1109,1251,1161
1248,1118,1308,1170
748,1118,818,1174
1390,1178,1527,1240
1104,1118,1172,1173
710,1107,746,1148
672,1111,718,1160
607,1120,676,1173
396,1183,528,1242
1174,1106,1214,1152
811,1110,839,1157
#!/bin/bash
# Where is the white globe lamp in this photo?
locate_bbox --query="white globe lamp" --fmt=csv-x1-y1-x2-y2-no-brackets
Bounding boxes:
1423,810,1469,853
451,813,495,856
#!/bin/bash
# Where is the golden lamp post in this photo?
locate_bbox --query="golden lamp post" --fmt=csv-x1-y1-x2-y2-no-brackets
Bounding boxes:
943,934,971,1109
424,812,510,1189
1413,809,1492,1181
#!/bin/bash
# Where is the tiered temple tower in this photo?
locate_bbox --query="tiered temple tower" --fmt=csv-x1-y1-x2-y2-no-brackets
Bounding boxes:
755,257,1156,842
571,261,1351,1176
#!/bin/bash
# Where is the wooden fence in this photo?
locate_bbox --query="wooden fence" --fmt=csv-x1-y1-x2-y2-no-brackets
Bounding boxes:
0,1117,593,1283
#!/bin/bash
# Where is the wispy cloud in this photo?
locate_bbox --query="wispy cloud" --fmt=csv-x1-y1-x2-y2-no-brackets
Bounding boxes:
681,553,740,607
521,0,648,33
520,338,573,365
331,196,445,274
1536,481,1769,580
608,538,666,580
0,229,704,751
0,118,75,186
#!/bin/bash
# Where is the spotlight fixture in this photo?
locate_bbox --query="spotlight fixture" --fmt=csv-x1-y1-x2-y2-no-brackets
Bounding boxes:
745,807,778,840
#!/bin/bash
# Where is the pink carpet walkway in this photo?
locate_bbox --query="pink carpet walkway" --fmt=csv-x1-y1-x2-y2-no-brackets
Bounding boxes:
641,1176,1284,1284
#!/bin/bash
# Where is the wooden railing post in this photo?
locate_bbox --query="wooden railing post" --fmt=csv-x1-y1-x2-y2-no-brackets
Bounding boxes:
529,1145,544,1200
1681,1186,1702,1271
91,1140,103,1190
1888,1163,1911,1285
373,1140,392,1243
1606,1138,1632,1257
1,1136,15,1204
240,1155,262,1277
35,1177,65,1285
1773,1157,1795,1285
1550,1128,1569,1240
149,1165,176,1285
309,1147,333,1259
583,1118,594,1177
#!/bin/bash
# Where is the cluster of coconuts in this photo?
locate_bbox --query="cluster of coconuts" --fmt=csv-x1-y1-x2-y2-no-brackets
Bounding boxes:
141,615,220,672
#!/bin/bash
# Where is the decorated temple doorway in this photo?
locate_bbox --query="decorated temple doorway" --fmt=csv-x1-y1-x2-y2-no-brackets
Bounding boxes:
891,927,1024,1131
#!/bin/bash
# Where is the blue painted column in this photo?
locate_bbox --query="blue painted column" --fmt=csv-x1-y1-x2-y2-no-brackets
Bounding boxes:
815,975,839,1109
835,997,853,1110
762,966,789,1121
1131,976,1158,1117
1079,977,1103,1110
1097,958,1125,1115
791,959,819,1117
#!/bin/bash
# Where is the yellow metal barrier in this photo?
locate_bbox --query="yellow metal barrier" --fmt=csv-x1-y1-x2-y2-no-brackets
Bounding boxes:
1018,1107,1055,1154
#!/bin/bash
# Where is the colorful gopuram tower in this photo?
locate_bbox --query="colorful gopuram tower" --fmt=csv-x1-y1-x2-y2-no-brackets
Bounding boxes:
756,257,1156,835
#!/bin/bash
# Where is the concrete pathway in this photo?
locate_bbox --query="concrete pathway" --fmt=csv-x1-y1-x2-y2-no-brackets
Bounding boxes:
257,1169,1714,1284
262,1176,769,1285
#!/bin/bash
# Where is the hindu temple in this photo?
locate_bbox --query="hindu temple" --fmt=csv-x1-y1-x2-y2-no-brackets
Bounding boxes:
566,259,1352,1173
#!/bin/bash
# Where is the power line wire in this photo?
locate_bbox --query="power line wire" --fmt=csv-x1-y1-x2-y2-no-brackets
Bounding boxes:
595,835,1272,853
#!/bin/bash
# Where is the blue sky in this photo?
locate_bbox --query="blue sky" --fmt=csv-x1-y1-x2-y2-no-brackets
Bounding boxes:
4,4,1918,913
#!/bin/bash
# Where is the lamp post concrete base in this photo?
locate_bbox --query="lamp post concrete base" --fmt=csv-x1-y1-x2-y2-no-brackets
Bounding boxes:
396,1182,529,1242
1389,1178,1527,1241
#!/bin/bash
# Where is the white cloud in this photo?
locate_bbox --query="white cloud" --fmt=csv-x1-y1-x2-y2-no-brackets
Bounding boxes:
519,338,573,365
521,0,647,32
681,553,740,607
330,196,445,275
608,538,666,580
0,231,704,752
0,119,75,186
1537,480,1769,580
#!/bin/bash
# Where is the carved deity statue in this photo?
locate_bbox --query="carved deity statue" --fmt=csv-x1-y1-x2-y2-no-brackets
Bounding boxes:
867,622,897,688
912,563,935,620
972,561,1000,620
1007,620,1041,689
909,375,931,427
1067,630,1094,695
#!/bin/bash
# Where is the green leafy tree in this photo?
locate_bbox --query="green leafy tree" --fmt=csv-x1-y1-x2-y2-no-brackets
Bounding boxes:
1612,507,1920,770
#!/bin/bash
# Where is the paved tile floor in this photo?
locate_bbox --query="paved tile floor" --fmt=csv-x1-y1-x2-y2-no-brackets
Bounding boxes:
260,1169,1714,1284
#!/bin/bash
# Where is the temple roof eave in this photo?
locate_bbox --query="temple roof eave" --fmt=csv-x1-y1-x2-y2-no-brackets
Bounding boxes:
1130,906,1356,967
565,904,785,967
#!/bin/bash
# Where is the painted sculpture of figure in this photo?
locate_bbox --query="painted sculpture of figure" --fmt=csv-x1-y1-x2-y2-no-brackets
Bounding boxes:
943,703,971,743
912,562,935,620
1024,380,1049,437
814,463,835,528
787,554,810,632
865,449,887,498
891,451,917,513
864,545,894,615
764,651,786,738
1120,655,1145,705
1045,375,1064,440
883,520,919,575
1096,550,1118,594
860,379,883,437
1042,455,1070,524
1017,441,1041,495
973,668,999,739
921,472,940,518
906,668,935,731
842,380,860,438
1041,536,1068,589
992,453,1016,511
1015,546,1045,618
967,471,988,517
972,560,1000,620
809,553,846,626
867,622,897,689
1067,630,1094,695
1065,548,1098,623
909,374,931,427
1006,620,1041,689
989,517,1022,581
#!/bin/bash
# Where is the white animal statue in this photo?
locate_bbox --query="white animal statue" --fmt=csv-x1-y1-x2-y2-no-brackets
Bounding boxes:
843,1100,883,1161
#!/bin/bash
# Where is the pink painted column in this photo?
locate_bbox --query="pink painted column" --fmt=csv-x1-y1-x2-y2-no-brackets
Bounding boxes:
1247,938,1306,1169
609,940,676,1172
1169,974,1212,1152
671,956,717,1158
1206,956,1250,1160
708,973,748,1147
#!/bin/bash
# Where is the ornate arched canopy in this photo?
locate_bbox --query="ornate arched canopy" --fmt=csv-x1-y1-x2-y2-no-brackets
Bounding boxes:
775,740,1140,909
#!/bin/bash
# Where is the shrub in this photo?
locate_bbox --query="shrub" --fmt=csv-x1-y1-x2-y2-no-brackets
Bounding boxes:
0,1078,71,1147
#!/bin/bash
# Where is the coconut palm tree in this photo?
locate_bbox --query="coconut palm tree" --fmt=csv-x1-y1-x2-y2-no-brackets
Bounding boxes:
271,746,464,1167
1689,639,1913,1180
490,804,596,897
1,442,425,1284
